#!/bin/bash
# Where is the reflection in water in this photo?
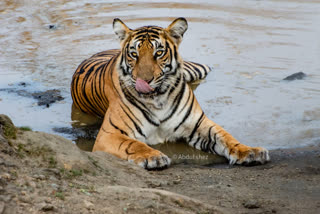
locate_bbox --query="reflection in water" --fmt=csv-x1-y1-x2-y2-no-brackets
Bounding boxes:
0,0,320,153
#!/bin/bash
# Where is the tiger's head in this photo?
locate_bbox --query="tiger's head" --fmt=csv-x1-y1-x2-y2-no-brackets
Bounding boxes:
113,18,188,95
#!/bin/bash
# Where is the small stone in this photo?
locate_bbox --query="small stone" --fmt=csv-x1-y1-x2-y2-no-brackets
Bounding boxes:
33,174,46,180
18,82,27,87
1,173,11,180
243,199,260,209
51,183,59,190
173,179,181,185
29,181,37,188
40,203,55,211
83,200,94,210
48,24,57,30
19,195,32,203
148,181,161,188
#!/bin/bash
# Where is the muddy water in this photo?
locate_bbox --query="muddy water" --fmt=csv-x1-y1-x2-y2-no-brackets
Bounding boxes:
1,0,320,163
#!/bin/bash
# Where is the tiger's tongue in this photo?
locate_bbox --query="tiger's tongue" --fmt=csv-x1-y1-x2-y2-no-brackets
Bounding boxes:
135,78,154,93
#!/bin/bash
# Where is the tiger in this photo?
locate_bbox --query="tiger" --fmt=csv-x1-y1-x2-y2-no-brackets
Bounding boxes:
71,17,270,169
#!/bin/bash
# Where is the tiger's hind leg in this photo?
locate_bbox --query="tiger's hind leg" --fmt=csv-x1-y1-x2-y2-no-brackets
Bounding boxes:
92,123,171,170
182,61,212,82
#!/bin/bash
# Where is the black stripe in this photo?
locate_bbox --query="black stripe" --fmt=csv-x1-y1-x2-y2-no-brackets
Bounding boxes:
80,65,102,116
120,103,142,125
178,86,191,114
98,60,110,111
121,85,159,126
134,29,160,36
200,138,208,151
118,140,128,150
125,142,135,155
120,105,146,138
183,66,194,82
188,62,203,79
193,136,201,148
109,118,128,136
188,112,205,141
184,62,198,80
192,61,210,75
209,132,218,154
161,82,186,123
168,75,181,95
174,92,194,131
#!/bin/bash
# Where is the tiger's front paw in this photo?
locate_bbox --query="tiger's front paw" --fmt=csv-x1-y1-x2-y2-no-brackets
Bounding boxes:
128,149,171,170
229,145,270,165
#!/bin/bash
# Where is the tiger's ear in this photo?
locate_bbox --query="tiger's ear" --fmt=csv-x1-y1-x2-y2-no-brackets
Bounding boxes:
166,17,188,45
113,18,131,42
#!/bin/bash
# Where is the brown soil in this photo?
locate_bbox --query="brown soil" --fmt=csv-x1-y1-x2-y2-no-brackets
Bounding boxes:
1,115,319,214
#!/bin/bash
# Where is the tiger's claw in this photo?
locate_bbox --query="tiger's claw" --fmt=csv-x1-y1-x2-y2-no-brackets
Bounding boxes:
128,150,171,170
229,146,270,165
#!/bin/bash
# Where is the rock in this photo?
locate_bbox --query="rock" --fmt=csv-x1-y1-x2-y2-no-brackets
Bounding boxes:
0,88,64,108
173,179,181,184
83,200,94,210
19,195,32,204
29,181,37,188
32,89,64,107
40,203,55,211
33,174,46,180
0,114,17,139
18,82,28,87
1,173,11,180
243,199,261,209
148,180,162,188
48,24,57,30
0,201,4,214
283,72,306,81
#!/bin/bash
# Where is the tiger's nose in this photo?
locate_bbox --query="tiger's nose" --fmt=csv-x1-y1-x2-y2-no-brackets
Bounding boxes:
146,77,154,84
132,74,153,83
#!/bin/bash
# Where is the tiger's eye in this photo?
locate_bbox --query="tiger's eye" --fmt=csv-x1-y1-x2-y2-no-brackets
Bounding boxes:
155,50,163,57
131,52,137,57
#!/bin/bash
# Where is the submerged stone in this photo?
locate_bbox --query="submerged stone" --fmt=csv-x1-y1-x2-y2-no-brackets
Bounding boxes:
32,89,64,107
283,72,307,81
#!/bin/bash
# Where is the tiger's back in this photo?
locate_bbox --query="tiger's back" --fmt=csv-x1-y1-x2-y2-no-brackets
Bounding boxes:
71,49,119,117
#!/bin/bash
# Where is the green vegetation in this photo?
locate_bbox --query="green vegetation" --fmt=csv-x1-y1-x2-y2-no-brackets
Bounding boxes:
55,191,65,200
0,114,17,139
19,126,32,131
60,168,84,179
48,156,57,168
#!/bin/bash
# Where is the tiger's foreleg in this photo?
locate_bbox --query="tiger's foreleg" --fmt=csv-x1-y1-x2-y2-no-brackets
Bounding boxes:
92,118,171,169
186,113,270,165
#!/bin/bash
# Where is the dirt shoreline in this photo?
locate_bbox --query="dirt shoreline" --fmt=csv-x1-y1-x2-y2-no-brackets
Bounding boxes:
1,115,319,214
